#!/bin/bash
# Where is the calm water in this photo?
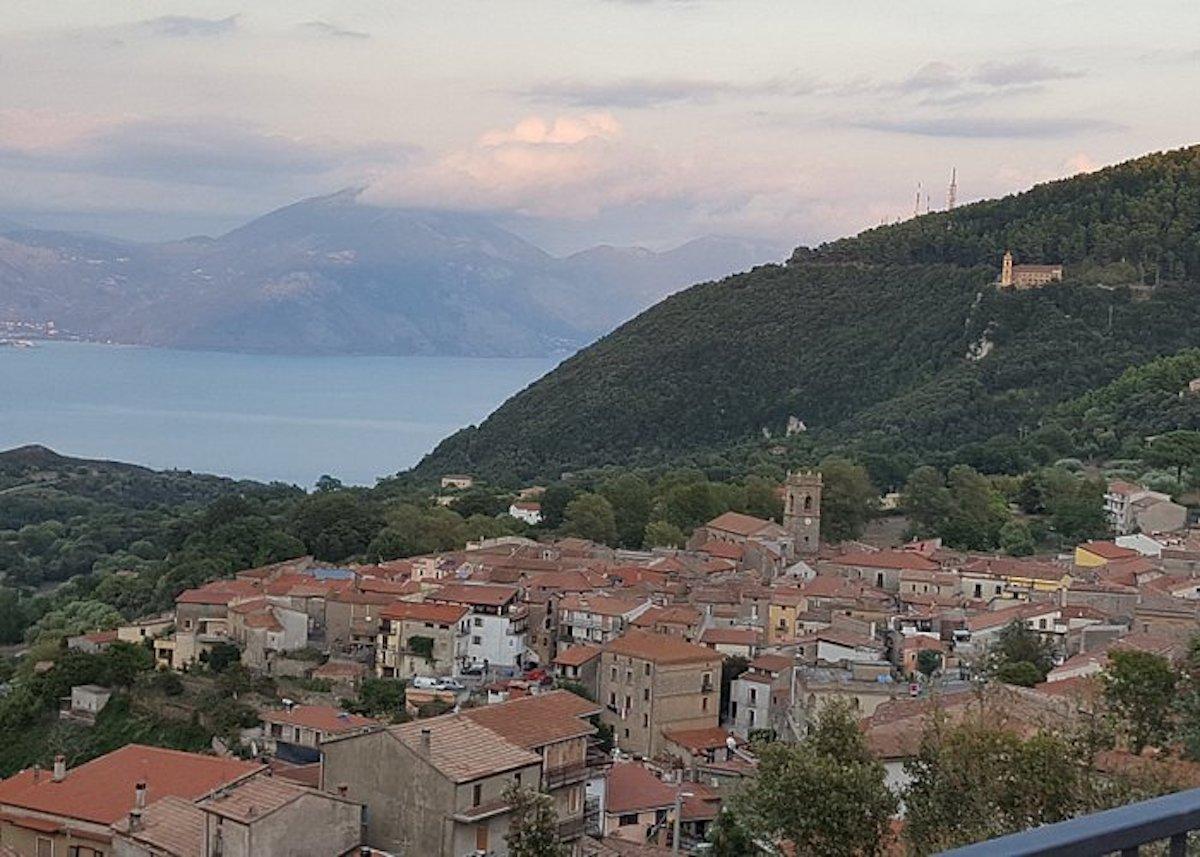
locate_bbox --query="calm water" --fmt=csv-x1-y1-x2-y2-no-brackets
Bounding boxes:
0,341,556,486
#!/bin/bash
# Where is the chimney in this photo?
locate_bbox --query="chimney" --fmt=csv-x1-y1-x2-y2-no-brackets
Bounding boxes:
52,754,66,782
135,780,147,810
128,808,143,833
420,727,432,754
31,764,40,784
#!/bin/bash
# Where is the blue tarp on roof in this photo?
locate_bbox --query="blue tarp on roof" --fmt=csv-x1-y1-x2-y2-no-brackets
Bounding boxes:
311,567,355,580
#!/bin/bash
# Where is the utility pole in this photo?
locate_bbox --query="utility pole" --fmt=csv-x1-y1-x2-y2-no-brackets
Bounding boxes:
672,785,694,855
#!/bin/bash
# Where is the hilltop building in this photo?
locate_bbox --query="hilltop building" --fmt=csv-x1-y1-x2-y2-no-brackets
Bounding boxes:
999,250,1063,289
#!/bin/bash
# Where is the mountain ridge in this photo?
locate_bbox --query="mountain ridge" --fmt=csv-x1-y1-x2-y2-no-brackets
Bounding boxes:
414,145,1200,482
0,189,778,357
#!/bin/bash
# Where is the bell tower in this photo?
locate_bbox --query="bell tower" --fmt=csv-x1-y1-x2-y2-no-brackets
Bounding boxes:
1000,250,1013,287
784,470,822,556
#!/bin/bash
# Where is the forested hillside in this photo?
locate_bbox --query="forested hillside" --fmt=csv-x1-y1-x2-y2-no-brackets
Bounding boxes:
416,145,1200,483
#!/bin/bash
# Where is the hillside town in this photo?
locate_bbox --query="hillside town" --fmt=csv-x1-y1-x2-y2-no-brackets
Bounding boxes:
3,468,1200,856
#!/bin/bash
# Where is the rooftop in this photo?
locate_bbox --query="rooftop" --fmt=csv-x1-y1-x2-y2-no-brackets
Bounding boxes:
603,630,723,666
260,705,379,734
0,745,262,825
389,717,540,783
380,601,468,625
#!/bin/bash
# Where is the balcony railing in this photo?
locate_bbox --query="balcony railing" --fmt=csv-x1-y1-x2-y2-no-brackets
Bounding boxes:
937,787,1200,856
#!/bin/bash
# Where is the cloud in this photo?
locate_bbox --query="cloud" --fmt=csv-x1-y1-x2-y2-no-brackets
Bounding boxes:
972,59,1082,87
522,76,815,108
0,111,401,187
854,115,1123,139
137,15,240,38
897,62,962,94
299,21,370,40
477,113,621,146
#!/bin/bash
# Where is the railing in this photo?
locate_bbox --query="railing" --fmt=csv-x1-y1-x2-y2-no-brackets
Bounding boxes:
557,815,587,840
937,787,1200,856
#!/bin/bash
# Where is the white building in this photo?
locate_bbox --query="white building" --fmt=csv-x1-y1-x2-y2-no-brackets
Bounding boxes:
426,582,529,671
508,501,543,525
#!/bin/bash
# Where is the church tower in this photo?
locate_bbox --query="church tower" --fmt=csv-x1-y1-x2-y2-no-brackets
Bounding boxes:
784,470,822,556
1000,250,1014,287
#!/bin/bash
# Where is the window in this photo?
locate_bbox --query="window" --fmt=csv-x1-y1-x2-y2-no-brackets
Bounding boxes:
625,669,633,682
36,838,52,857
618,813,639,826
731,701,738,718
569,786,581,813
995,585,1002,595
514,772,522,786
624,728,630,738
748,709,756,726
702,696,709,712
624,695,631,710
644,663,651,676
876,572,884,588
611,666,618,681
473,783,483,806
643,688,649,701
608,692,616,706
973,584,982,598
474,617,483,627
749,688,757,705
69,849,102,857
472,635,482,645
476,825,488,851
642,713,649,727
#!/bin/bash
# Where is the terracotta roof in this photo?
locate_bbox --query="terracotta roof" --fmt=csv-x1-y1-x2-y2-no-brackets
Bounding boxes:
111,795,203,856
1079,541,1141,561
428,582,518,608
175,579,261,605
830,549,940,572
381,601,468,625
631,605,702,628
603,631,723,666
0,745,261,825
199,775,309,822
389,717,540,782
560,594,649,617
662,726,736,752
704,511,777,537
699,626,762,646
554,644,603,667
697,540,745,561
260,705,379,734
462,690,599,749
964,602,1057,633
606,763,681,815
312,660,367,679
799,628,880,650
749,654,793,673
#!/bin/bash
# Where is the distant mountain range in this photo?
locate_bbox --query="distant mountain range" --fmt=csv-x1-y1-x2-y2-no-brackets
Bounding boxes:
0,189,780,357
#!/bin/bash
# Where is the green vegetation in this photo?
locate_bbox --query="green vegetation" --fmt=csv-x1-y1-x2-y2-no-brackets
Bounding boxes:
987,620,1056,686
502,784,566,857
730,700,897,857
417,146,1200,484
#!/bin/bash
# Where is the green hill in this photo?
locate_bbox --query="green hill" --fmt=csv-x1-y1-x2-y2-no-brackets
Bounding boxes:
416,146,1200,483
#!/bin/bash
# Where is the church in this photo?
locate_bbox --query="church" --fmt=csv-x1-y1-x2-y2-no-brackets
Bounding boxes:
999,250,1063,289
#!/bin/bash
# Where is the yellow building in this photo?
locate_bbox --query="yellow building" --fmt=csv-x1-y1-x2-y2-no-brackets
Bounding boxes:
1074,540,1140,568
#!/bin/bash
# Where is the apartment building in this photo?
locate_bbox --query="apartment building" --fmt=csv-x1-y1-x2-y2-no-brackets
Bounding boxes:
321,690,602,855
426,583,529,670
557,594,652,652
598,631,722,758
376,600,469,680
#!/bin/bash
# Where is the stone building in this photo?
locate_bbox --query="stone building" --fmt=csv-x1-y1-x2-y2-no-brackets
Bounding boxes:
999,250,1063,289
375,601,469,680
598,631,722,758
783,471,822,556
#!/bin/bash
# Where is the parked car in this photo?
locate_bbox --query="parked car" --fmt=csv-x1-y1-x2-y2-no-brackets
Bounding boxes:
411,676,441,689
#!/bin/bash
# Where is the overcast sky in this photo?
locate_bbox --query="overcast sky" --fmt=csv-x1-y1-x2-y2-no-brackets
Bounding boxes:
1,1,1197,253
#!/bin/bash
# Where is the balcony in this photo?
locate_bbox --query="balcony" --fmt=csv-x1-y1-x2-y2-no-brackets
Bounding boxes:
544,743,613,788
937,787,1200,856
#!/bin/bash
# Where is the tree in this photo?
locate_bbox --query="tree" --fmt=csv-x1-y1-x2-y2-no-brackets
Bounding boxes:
203,642,242,673
643,519,685,548
600,473,654,548
1103,649,1177,752
502,784,566,857
350,678,407,721
732,700,897,857
917,649,942,678
706,807,757,856
539,484,577,529
819,457,878,543
988,620,1055,684
942,466,1009,551
903,466,953,535
25,599,122,643
562,493,618,545
289,492,384,561
998,520,1036,556
903,714,1085,853
1146,431,1200,481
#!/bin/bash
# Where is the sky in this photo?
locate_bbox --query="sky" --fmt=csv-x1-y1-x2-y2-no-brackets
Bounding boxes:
1,1,1198,254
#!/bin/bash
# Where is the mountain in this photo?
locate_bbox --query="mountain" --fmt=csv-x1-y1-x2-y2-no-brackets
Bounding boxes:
0,190,777,357
416,145,1200,482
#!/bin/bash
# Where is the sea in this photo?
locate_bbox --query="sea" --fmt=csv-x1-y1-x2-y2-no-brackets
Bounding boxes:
0,341,557,486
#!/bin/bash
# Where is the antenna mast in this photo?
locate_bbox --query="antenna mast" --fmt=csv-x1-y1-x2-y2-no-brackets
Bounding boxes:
947,167,958,210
